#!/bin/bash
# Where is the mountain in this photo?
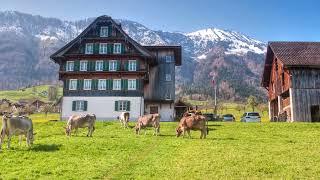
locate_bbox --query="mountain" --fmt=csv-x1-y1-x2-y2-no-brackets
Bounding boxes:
0,11,267,101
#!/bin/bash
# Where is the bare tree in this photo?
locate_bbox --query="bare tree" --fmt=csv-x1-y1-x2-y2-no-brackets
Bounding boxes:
48,85,58,101
247,95,258,112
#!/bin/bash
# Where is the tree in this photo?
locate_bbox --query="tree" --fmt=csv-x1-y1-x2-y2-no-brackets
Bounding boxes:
258,103,268,115
48,85,58,101
41,104,53,119
247,95,258,112
235,104,243,114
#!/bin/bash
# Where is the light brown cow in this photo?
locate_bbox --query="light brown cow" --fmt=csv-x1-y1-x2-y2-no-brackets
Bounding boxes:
65,114,96,137
117,112,130,128
176,114,208,139
0,114,36,150
135,114,160,136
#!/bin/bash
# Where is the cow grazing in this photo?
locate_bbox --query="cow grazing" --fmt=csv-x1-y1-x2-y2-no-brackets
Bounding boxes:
0,114,36,150
176,114,208,139
117,112,130,128
65,114,96,137
135,114,160,136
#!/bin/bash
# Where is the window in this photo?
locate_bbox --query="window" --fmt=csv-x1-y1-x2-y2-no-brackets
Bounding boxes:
113,79,121,90
99,43,108,54
74,101,86,111
98,79,106,90
128,60,137,71
83,79,92,90
116,101,130,111
128,79,136,90
85,43,93,54
69,79,77,90
165,56,172,63
95,60,104,71
100,26,109,37
109,60,117,71
113,43,121,54
66,61,74,72
165,74,171,81
80,60,88,71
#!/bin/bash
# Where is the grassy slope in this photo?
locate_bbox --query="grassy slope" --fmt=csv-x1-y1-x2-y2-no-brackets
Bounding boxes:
1,121,320,179
0,85,63,102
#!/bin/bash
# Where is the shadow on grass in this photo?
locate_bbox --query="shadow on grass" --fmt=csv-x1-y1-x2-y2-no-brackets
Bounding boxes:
211,137,237,141
159,134,176,137
207,124,222,127
31,144,62,152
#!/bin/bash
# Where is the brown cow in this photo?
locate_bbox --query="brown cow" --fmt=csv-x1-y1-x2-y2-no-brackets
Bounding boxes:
176,114,208,139
135,114,160,136
0,114,36,150
65,114,96,137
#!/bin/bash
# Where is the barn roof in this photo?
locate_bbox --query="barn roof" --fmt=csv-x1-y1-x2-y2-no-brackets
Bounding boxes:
261,41,320,87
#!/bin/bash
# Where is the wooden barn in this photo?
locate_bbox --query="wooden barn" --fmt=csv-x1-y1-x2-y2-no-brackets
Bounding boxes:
50,15,181,121
262,42,320,122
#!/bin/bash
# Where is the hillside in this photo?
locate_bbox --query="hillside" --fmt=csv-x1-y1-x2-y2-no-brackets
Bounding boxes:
0,11,267,101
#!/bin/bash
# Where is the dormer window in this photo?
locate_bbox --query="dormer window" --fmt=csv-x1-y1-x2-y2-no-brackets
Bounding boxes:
85,43,93,54
100,26,109,37
113,43,121,54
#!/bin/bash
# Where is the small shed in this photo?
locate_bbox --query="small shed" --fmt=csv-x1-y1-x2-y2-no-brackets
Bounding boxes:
30,99,47,111
174,99,193,119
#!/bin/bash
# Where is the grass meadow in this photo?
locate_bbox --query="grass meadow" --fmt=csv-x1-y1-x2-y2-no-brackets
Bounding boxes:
1,118,320,179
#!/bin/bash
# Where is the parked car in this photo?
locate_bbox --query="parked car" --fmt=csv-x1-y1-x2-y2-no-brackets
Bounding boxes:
240,112,261,122
203,113,221,121
222,114,235,122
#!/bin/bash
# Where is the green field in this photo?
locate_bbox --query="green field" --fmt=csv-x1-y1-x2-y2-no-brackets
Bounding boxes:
0,85,62,102
1,119,320,179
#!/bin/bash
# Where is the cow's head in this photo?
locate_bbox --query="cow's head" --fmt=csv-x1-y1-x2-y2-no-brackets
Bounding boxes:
28,132,37,145
134,122,141,134
176,127,183,137
64,126,71,136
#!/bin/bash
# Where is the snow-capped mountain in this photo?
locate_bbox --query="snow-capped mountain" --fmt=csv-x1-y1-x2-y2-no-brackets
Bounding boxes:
0,11,267,100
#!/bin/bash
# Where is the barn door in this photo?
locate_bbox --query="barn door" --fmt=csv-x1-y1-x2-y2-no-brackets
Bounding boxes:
311,105,320,122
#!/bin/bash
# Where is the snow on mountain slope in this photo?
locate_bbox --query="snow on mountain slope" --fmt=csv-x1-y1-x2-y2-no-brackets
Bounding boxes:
186,28,266,56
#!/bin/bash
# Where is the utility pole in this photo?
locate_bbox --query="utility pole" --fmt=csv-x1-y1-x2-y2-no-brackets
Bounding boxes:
212,79,217,114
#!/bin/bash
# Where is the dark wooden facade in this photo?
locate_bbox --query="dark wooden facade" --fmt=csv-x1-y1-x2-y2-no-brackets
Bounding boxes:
262,42,320,122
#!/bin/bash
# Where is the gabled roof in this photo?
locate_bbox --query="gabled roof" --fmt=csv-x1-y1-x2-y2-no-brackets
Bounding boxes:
261,41,320,87
50,15,154,62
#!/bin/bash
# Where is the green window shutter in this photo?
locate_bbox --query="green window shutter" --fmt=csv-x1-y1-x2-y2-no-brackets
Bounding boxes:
95,79,98,90
117,61,121,71
127,101,130,111
91,80,95,90
77,79,83,90
110,79,113,90
80,45,85,54
103,60,108,71
91,61,96,71
124,61,128,71
121,44,125,54
64,79,69,90
108,25,112,37
94,43,99,54
84,101,88,111
136,61,140,71
72,101,76,111
136,79,140,90
115,101,118,111
125,79,128,90
121,79,124,91
74,60,80,71
107,44,113,54
63,62,66,71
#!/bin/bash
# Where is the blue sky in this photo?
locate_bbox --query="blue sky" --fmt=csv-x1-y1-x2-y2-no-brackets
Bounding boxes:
1,0,320,42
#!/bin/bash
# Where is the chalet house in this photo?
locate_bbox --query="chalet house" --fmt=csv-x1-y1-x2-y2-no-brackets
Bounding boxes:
262,42,320,122
50,15,181,121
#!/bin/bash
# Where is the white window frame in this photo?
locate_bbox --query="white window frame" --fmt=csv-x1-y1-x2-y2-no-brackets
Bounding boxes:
109,60,117,71
83,79,92,90
80,60,88,71
85,43,93,54
69,79,77,90
66,61,74,72
128,79,136,90
75,101,85,111
113,43,121,54
128,60,137,71
95,60,104,71
165,74,172,81
118,101,128,111
98,79,106,90
99,43,108,54
100,26,109,37
165,55,172,63
113,79,121,90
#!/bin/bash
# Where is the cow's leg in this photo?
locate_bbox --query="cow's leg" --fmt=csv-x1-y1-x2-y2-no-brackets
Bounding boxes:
0,129,4,150
187,130,191,139
144,128,147,135
7,133,12,149
203,129,207,139
19,135,22,146
91,126,95,137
